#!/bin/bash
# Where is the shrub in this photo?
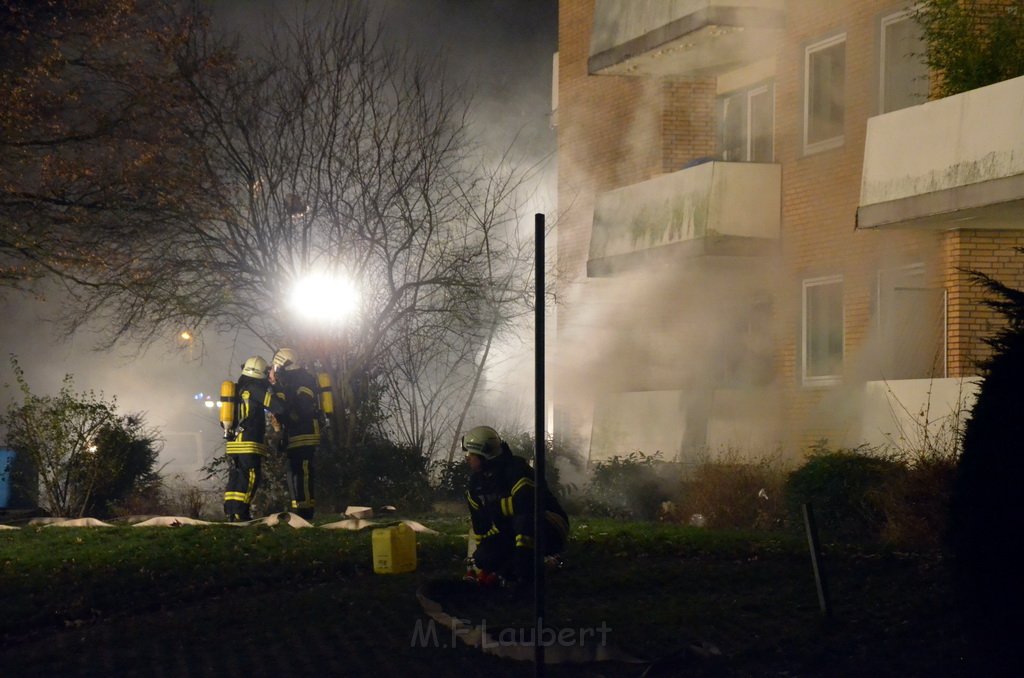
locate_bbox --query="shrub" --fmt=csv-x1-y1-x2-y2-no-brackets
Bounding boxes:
503,431,586,502
429,458,470,502
783,443,903,543
84,415,163,518
677,454,788,531
577,451,678,520
109,484,166,517
321,440,434,513
915,0,1024,98
161,475,217,519
875,456,957,548
1,358,163,518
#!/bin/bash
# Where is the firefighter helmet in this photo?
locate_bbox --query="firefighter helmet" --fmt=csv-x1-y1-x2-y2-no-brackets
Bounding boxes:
272,348,300,371
462,425,503,460
240,355,269,380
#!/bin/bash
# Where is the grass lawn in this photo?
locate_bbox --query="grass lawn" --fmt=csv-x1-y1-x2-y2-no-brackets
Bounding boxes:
0,515,971,676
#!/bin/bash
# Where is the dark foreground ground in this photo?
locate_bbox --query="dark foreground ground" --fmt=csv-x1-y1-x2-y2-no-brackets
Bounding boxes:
0,516,973,677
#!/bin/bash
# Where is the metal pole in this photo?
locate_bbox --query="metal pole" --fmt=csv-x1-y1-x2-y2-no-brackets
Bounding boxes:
534,213,546,674
802,502,832,617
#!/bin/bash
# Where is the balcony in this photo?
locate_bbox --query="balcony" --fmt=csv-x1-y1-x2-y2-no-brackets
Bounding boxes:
589,385,781,464
857,74,1024,230
849,378,980,451
589,0,785,78
587,161,780,276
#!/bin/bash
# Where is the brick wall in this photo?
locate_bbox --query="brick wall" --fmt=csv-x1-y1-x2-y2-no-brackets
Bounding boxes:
943,230,1024,376
773,0,930,446
556,0,717,289
556,0,1024,454
661,79,717,173
558,0,649,289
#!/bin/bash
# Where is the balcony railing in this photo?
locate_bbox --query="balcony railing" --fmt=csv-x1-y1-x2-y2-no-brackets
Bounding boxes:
588,161,780,276
857,74,1024,230
589,0,785,78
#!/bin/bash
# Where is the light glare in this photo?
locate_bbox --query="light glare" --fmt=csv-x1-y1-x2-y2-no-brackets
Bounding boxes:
289,273,359,323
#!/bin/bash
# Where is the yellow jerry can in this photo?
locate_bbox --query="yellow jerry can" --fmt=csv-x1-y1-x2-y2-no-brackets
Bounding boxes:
372,523,417,574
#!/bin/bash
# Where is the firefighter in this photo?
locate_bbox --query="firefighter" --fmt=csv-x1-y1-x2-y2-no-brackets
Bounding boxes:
268,347,321,521
223,355,272,522
463,425,570,587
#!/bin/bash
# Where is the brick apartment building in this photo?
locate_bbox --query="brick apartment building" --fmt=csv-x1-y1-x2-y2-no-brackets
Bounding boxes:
553,0,1024,463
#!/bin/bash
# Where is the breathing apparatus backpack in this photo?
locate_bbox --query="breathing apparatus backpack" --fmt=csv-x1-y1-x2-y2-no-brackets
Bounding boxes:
219,380,237,439
316,372,335,438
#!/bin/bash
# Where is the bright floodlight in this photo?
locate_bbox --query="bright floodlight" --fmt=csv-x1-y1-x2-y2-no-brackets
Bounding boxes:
289,273,359,323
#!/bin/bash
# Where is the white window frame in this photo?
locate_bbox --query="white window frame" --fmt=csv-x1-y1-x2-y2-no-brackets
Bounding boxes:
720,91,746,162
746,84,774,162
879,7,928,114
803,33,846,155
551,51,559,127
802,275,844,386
719,81,775,162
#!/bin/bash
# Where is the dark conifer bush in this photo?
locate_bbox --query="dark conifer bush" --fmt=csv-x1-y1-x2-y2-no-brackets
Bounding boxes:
949,267,1024,673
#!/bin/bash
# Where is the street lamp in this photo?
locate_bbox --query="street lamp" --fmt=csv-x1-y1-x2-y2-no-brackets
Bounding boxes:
288,272,359,325
178,329,196,360
287,272,360,449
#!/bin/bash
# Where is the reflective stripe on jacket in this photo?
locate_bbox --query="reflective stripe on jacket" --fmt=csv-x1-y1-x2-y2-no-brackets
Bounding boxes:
271,367,321,450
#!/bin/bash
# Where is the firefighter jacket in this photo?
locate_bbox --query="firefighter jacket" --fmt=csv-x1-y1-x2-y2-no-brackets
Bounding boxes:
226,375,273,455
466,450,570,559
269,367,321,451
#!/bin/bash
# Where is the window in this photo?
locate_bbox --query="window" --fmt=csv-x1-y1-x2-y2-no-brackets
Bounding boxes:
804,34,846,153
720,82,774,162
803,276,844,384
876,264,946,378
880,10,929,113
748,86,774,162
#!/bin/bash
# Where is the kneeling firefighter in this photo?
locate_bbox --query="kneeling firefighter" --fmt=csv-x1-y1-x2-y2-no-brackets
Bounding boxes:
221,355,274,522
268,348,321,521
463,425,570,586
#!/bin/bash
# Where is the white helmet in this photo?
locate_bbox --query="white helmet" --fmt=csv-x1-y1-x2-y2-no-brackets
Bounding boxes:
462,425,504,460
272,348,299,371
241,355,269,380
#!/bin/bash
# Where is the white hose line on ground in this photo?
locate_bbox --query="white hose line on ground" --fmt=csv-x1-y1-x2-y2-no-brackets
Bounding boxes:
7,514,441,531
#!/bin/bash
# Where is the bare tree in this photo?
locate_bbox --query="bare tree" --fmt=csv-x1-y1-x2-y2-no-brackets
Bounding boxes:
0,0,223,292
384,151,541,460
35,4,537,451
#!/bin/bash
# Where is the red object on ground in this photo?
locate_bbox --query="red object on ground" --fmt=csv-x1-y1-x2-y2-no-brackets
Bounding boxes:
477,570,499,587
